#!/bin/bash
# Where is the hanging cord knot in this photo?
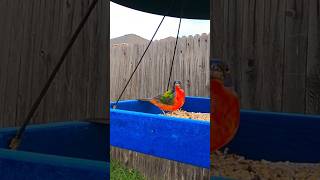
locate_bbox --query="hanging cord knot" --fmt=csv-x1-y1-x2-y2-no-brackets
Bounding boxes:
9,135,21,150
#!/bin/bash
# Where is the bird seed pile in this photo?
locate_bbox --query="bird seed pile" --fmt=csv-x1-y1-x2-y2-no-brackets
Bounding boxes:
163,109,210,121
211,150,320,180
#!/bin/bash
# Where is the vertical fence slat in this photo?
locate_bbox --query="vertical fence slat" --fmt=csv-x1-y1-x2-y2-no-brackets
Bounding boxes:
0,0,107,127
110,34,211,101
211,0,320,115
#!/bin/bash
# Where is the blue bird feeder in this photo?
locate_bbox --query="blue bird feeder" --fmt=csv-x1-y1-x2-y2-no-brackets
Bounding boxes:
210,110,320,180
0,121,109,180
110,96,210,168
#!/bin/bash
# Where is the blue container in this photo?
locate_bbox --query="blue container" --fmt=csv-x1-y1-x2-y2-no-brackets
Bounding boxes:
211,110,320,180
0,121,109,180
228,110,320,163
110,96,210,168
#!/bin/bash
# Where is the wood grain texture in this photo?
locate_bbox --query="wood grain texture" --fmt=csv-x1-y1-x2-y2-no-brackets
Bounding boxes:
282,0,309,113
210,0,223,59
0,0,108,127
210,0,320,115
306,0,320,114
110,34,210,101
111,146,210,180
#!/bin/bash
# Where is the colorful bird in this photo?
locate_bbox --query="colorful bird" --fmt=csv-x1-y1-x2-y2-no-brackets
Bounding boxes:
211,60,240,153
138,81,185,113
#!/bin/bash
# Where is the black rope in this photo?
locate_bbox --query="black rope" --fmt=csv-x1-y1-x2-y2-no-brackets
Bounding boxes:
112,16,166,109
112,0,176,109
8,0,99,150
166,17,182,91
166,2,184,91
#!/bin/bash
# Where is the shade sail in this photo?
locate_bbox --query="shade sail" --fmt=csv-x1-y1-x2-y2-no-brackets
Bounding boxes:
111,0,209,20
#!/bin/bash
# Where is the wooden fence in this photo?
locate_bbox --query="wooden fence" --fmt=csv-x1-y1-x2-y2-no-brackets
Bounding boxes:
211,0,320,115
0,0,109,128
110,34,210,179
111,147,210,180
110,34,210,101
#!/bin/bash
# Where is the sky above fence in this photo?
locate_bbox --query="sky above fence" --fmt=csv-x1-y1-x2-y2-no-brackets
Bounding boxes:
110,2,210,40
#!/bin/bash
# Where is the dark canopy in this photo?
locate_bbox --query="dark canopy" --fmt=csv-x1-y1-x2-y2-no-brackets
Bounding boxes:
111,0,209,20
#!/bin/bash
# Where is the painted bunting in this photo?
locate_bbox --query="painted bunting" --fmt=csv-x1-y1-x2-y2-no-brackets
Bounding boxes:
138,81,185,112
211,60,240,153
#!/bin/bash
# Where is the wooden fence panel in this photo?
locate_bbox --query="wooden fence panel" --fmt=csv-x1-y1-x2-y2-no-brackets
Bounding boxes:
211,0,320,115
111,147,210,180
282,0,309,113
0,0,108,127
306,0,320,114
110,34,210,101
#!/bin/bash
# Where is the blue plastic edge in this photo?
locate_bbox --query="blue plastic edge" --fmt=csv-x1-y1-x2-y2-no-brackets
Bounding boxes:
0,121,109,179
0,149,108,171
110,96,210,169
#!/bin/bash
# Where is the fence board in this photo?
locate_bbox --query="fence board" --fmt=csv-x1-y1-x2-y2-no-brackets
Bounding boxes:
0,0,108,127
282,0,309,113
211,0,320,115
111,147,210,180
306,0,320,114
110,33,210,101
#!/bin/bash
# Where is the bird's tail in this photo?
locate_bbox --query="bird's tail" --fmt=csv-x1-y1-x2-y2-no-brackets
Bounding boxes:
137,98,152,102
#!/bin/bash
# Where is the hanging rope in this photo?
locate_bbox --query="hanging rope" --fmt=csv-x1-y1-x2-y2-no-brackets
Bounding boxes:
112,0,176,109
8,0,99,150
112,16,166,109
166,1,184,91
166,17,182,91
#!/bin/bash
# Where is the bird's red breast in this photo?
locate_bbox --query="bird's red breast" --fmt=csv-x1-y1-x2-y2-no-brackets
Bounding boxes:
211,79,240,153
150,85,185,111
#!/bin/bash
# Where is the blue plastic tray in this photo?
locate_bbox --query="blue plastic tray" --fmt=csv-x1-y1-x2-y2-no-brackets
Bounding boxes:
227,110,320,163
110,96,210,168
111,96,320,179
211,110,320,180
0,121,109,180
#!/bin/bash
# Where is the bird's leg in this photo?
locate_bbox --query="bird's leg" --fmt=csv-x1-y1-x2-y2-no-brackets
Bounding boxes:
161,110,166,114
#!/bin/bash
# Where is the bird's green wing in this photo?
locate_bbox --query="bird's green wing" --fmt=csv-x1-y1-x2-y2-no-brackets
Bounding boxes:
154,90,174,105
